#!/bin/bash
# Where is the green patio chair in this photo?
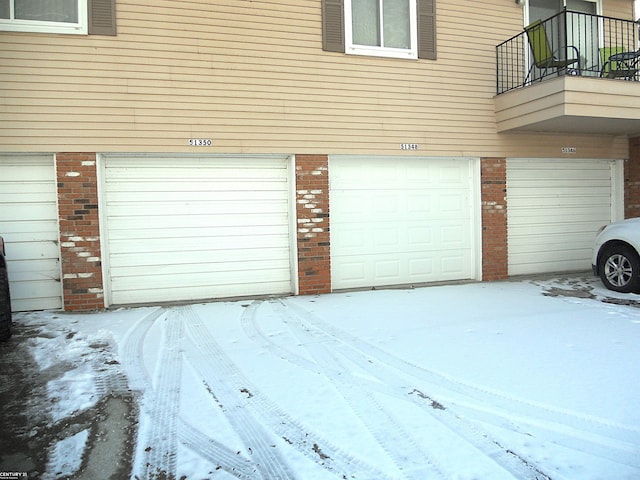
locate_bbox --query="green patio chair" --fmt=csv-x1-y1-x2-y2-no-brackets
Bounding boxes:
600,46,639,79
524,20,581,84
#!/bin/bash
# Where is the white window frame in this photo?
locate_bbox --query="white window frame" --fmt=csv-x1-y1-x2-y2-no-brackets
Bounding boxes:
0,0,88,35
344,0,418,59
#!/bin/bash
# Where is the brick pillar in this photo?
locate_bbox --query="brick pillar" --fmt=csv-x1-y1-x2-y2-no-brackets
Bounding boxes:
295,154,331,295
481,157,508,281
626,137,640,219
56,153,104,310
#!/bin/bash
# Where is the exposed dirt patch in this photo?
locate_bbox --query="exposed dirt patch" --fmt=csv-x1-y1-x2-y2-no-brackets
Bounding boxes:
542,287,596,299
536,275,640,308
0,319,138,479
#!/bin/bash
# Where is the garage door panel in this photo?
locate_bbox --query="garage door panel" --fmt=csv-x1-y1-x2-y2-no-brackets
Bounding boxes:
373,228,399,247
106,163,287,179
509,212,611,229
374,260,401,279
510,249,593,274
335,223,469,256
438,165,468,182
110,230,288,251
1,204,59,222
407,226,432,247
107,189,288,204
8,258,61,279
106,200,288,217
103,155,292,305
1,165,56,182
0,221,60,240
510,235,594,251
331,156,475,289
107,213,288,233
508,194,611,208
333,191,469,221
439,193,470,214
113,263,290,288
108,225,289,242
509,183,611,194
108,212,288,232
407,195,432,214
112,249,290,273
12,278,62,299
408,258,432,276
341,252,472,286
0,186,57,202
507,158,616,275
7,241,61,261
509,220,608,234
112,279,292,305
442,255,467,274
512,247,593,261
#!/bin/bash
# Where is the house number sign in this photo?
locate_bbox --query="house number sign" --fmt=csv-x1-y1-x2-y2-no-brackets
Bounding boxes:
189,138,213,147
400,143,419,150
561,147,577,154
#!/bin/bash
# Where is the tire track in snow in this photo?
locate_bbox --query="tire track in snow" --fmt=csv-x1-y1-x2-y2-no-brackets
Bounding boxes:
246,303,548,478
324,335,553,480
284,299,640,471
270,300,551,480
243,301,549,480
178,421,258,479
120,307,164,392
269,300,447,480
186,302,393,480
140,309,184,479
181,305,296,480
121,308,261,479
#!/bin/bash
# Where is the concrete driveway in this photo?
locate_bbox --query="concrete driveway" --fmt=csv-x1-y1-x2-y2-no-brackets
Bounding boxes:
1,275,639,480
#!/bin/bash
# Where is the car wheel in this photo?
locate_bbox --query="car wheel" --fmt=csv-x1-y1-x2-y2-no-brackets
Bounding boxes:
0,266,12,341
598,244,640,293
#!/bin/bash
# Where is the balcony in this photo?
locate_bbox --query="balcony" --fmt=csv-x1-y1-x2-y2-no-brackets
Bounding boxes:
495,9,640,135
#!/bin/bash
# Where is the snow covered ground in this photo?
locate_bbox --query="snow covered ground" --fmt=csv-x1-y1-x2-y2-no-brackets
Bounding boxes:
2,275,640,479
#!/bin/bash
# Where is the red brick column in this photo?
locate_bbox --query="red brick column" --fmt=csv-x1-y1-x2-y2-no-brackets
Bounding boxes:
56,153,104,310
481,157,508,281
295,155,331,295
626,137,640,219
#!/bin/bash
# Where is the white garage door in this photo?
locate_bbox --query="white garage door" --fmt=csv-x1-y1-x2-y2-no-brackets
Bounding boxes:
0,155,62,311
102,155,293,305
330,156,477,290
507,158,621,275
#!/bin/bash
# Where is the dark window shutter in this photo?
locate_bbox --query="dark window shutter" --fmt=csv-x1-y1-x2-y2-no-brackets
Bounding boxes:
417,0,436,60
88,0,116,36
322,0,345,53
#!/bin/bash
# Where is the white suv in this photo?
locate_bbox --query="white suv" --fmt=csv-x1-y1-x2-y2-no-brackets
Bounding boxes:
592,218,640,293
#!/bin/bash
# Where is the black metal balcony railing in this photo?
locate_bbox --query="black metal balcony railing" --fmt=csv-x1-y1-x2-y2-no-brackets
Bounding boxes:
496,9,640,95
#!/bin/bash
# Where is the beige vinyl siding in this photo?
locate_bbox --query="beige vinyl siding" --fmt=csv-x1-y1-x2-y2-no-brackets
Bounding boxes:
0,0,632,159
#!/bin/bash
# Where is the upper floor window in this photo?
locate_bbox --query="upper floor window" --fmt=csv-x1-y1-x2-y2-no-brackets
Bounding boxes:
346,0,418,59
0,0,116,35
322,0,436,60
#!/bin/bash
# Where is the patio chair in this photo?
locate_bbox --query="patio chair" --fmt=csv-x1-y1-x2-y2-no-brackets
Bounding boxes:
524,19,581,84
600,46,639,79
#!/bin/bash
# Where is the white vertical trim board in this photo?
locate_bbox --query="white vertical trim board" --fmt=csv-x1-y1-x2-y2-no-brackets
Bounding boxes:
101,154,293,305
96,153,112,308
329,156,478,290
288,155,300,296
0,154,62,311
610,159,625,222
471,157,483,281
507,158,618,276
